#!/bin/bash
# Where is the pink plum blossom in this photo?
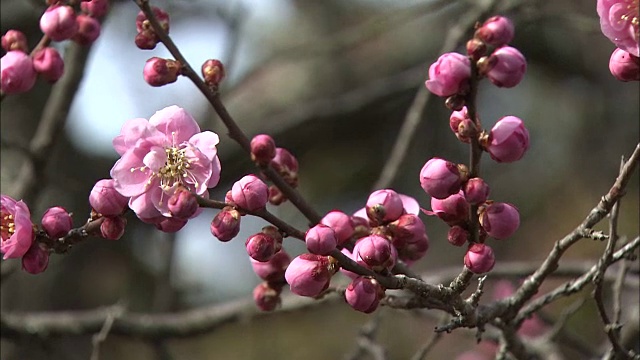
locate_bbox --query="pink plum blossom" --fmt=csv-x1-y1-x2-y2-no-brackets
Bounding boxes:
420,157,465,199
1,195,34,259
305,224,338,256
320,210,355,245
597,0,639,56
110,106,221,224
464,243,495,274
365,189,404,224
479,202,520,239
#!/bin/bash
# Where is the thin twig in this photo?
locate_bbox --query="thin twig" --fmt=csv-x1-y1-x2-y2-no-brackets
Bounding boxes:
90,305,124,360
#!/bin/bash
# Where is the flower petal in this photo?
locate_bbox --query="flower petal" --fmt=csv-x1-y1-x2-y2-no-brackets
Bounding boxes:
113,118,164,156
189,131,219,161
149,105,200,145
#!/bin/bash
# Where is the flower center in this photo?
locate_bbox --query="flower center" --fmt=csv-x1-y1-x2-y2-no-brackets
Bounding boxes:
620,0,639,36
157,146,192,191
1,211,15,241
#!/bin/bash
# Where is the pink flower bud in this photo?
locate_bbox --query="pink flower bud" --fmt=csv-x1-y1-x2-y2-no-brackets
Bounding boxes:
210,207,241,242
251,250,291,282
354,235,397,271
388,214,426,249
425,52,471,97
1,51,36,94
345,277,384,313
479,202,520,239
320,210,355,245
475,16,515,47
1,195,34,259
201,59,225,88
81,0,109,18
447,225,469,247
609,48,640,82
253,282,282,311
397,234,429,264
305,224,338,255
73,15,101,46
89,179,128,216
463,177,490,205
135,31,158,50
366,189,404,225
2,30,28,53
40,5,78,42
270,148,299,187
486,116,529,163
351,214,371,239
464,243,495,274
427,191,469,226
597,0,639,57
154,216,186,233
420,158,466,200
143,57,181,87
100,215,127,240
267,185,286,205
21,242,49,274
136,7,170,34
167,187,198,220
231,174,269,211
32,47,64,83
41,206,72,238
284,254,335,297
486,46,526,88
250,134,276,166
449,107,476,143
245,230,282,262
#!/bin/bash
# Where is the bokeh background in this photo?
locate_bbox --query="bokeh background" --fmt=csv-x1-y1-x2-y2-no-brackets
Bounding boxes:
1,0,638,359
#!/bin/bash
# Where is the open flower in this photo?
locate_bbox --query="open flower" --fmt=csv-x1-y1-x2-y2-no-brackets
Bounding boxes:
597,0,639,57
1,195,34,259
110,106,221,222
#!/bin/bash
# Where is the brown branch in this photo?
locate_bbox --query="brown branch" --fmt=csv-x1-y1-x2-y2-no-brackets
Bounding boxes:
9,42,93,204
505,143,640,316
134,0,322,224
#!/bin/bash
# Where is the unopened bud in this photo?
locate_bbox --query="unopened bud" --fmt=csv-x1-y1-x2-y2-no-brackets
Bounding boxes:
305,224,337,256
40,5,78,42
231,174,269,211
251,250,291,282
250,134,276,166
100,215,127,240
253,282,282,311
1,30,28,53
464,243,495,274
210,207,241,242
32,47,64,83
81,0,109,18
89,179,128,216
167,187,198,220
466,38,487,61
201,59,225,88
143,57,181,87
463,177,490,205
284,254,336,297
345,277,385,313
73,14,101,46
41,206,73,239
447,225,469,247
479,202,520,239
21,242,49,274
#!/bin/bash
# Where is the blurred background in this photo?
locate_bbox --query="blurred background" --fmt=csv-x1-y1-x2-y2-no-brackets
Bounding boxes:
1,0,638,359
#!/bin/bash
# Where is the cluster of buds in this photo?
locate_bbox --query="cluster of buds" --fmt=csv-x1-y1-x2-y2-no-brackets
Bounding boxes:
89,179,128,240
248,134,300,206
1,0,106,95
1,195,65,274
135,6,169,50
421,15,528,274
425,16,526,110
283,189,428,313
